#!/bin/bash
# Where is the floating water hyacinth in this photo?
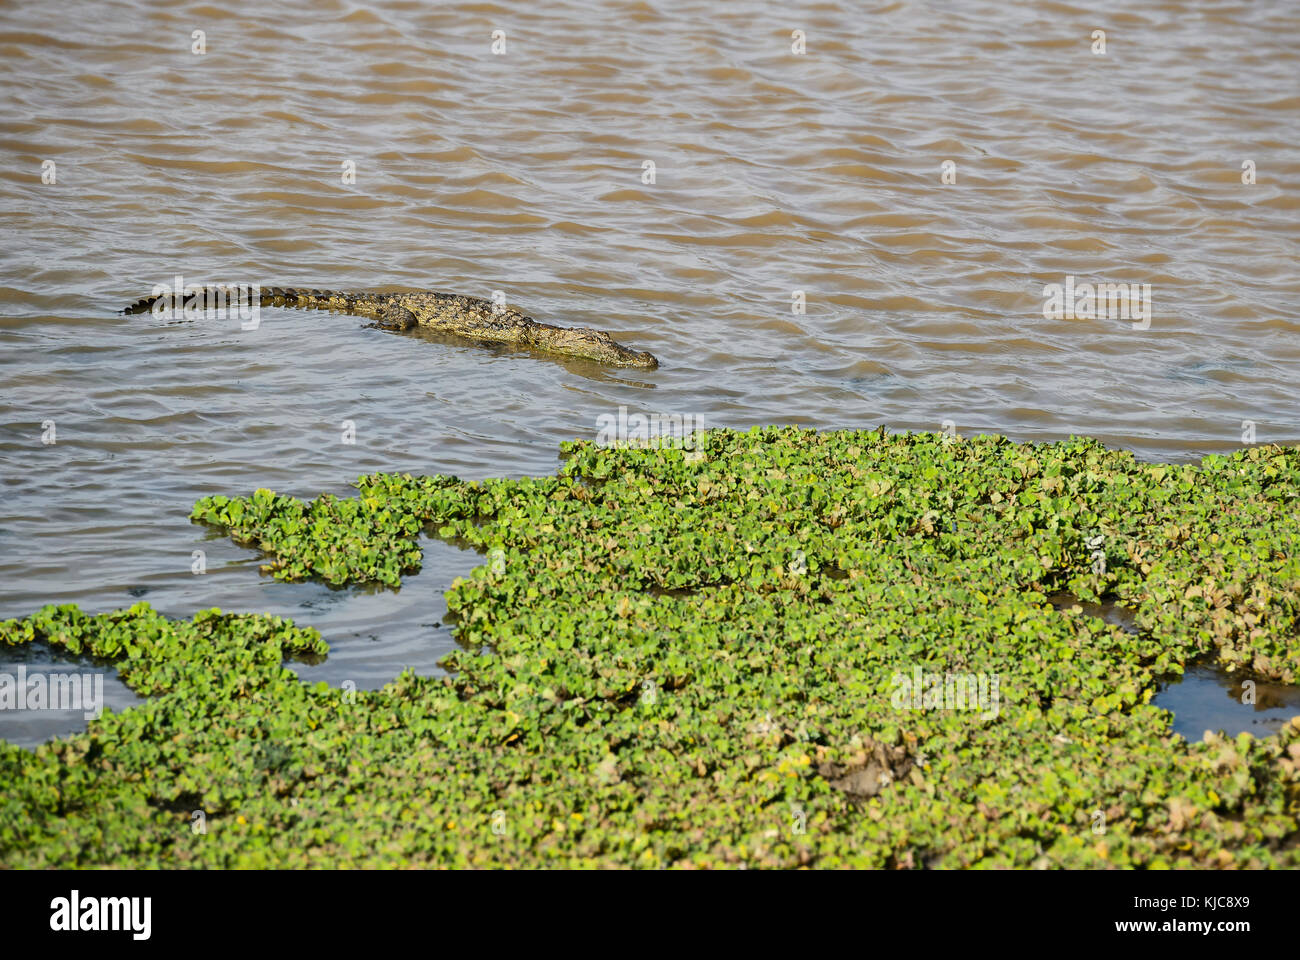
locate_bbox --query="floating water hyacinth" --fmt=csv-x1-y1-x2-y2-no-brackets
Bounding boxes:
1,428,1298,868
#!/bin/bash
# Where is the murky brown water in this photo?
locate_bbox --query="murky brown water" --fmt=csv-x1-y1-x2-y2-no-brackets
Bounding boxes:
1156,662,1300,742
1,1,1297,743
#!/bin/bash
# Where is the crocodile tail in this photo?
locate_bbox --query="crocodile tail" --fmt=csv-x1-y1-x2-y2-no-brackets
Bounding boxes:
121,286,389,316
121,283,259,316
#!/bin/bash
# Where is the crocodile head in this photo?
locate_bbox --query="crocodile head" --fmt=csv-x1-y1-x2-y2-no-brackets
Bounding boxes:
548,327,659,369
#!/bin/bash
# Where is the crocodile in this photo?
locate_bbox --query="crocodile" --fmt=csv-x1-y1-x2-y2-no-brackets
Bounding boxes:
122,286,659,369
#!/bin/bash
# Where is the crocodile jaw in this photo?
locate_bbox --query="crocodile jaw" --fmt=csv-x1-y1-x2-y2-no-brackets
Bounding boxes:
549,327,659,368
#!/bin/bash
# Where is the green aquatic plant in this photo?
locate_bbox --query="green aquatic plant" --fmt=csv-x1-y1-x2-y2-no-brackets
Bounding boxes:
2,428,1298,867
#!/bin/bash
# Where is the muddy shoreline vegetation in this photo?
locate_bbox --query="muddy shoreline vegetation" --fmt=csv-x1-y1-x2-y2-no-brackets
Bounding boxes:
2,428,1298,867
